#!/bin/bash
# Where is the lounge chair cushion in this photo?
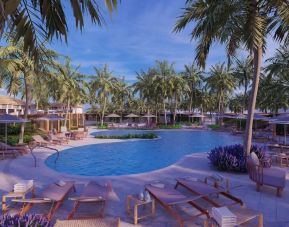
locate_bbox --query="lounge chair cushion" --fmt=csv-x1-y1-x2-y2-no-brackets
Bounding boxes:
250,152,260,166
42,181,74,201
262,167,286,188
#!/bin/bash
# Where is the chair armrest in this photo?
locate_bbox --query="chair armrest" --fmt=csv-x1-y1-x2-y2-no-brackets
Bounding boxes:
12,198,52,204
69,196,104,202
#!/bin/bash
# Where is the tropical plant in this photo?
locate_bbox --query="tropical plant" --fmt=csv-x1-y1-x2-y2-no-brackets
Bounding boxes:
205,63,235,114
90,65,117,126
0,0,118,58
181,64,203,114
53,58,86,128
174,0,289,155
233,56,253,108
0,38,57,143
208,144,265,172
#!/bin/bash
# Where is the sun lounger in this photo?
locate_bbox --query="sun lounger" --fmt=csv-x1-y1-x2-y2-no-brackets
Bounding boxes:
0,142,28,154
175,178,243,208
49,134,69,144
145,183,209,227
13,181,75,220
67,181,111,219
32,135,51,146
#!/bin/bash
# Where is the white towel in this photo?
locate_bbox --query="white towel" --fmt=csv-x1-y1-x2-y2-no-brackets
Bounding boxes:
212,207,236,227
14,180,33,193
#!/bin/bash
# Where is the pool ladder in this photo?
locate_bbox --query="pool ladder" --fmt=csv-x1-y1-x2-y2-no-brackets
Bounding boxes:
29,145,60,167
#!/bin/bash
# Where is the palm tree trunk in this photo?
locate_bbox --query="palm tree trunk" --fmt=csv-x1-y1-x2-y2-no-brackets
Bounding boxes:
19,75,29,144
64,98,71,129
163,101,167,125
244,45,262,155
173,94,178,125
101,97,107,126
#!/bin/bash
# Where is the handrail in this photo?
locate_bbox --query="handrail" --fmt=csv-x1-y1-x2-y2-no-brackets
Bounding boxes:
29,145,60,167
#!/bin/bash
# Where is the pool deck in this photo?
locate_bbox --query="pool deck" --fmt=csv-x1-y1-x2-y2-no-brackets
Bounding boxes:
0,128,289,226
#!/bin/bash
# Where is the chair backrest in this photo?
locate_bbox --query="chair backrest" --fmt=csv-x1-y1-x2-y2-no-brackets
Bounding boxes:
33,135,45,142
247,157,263,184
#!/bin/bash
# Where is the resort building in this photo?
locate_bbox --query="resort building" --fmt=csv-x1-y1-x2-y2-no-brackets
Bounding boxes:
0,96,26,115
48,103,84,114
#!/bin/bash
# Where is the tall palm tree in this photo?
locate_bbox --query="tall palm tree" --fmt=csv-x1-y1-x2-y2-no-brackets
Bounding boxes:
133,68,156,115
0,38,57,143
54,58,86,128
170,74,189,125
90,65,117,126
205,63,235,115
233,56,253,110
154,60,176,125
0,0,118,58
181,64,203,114
174,0,289,154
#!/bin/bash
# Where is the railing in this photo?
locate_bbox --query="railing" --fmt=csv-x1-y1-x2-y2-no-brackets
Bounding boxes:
29,145,60,167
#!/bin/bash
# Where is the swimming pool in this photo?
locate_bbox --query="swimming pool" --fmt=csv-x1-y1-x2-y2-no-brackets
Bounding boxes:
45,130,242,176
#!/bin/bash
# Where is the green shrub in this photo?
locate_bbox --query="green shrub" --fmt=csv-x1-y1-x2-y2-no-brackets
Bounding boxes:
208,124,221,130
179,121,192,126
158,124,182,129
97,123,108,129
0,134,32,146
95,133,158,139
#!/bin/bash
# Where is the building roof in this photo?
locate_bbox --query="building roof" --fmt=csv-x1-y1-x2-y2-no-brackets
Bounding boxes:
0,96,25,106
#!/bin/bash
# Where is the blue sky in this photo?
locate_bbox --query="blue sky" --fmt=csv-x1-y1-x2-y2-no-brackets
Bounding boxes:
47,0,278,83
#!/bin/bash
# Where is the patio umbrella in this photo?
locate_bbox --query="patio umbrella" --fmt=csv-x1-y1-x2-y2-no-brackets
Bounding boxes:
269,115,289,144
141,114,156,118
189,113,206,118
125,113,139,118
0,114,29,146
106,113,121,118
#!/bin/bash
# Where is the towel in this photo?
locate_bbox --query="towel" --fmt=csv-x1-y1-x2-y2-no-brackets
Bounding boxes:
14,180,33,193
212,207,236,227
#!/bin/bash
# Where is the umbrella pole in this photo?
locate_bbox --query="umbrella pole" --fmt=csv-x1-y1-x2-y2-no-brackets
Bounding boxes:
5,123,7,145
285,125,287,145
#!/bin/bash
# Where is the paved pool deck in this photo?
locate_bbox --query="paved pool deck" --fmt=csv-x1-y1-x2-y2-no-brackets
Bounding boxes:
0,128,289,226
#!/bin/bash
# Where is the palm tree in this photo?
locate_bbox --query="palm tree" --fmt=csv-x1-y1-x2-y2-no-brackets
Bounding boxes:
233,56,253,110
0,38,57,143
133,68,156,115
90,65,117,126
154,60,176,125
181,64,203,114
0,0,118,58
174,0,289,154
170,74,189,125
205,63,235,115
54,58,86,128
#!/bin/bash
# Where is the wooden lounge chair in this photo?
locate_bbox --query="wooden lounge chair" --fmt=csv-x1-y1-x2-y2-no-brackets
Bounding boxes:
247,156,286,196
49,134,69,145
13,181,75,220
175,178,243,208
0,142,28,154
67,181,111,220
32,135,50,146
145,183,209,227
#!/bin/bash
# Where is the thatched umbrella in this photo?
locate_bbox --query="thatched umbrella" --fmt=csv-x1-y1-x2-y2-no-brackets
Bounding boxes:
0,114,29,146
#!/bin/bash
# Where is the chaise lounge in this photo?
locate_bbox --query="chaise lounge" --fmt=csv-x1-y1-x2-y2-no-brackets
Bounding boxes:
175,177,243,208
145,183,209,227
67,181,111,219
13,181,75,220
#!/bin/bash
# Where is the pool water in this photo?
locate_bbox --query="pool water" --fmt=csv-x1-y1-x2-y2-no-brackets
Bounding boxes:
45,130,241,176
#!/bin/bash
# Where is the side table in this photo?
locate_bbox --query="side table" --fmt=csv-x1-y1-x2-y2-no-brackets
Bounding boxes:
126,194,155,225
2,186,35,213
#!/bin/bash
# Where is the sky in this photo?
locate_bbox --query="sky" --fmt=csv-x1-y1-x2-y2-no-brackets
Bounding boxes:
46,0,277,83
0,0,281,96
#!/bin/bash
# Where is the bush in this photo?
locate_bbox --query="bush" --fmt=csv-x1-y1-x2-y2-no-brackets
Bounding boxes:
179,121,192,126
208,124,221,130
97,123,108,129
0,214,51,227
95,133,158,139
158,124,182,129
208,144,265,173
0,135,33,146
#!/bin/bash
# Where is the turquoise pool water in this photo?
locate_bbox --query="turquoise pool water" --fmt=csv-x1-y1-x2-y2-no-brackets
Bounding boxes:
45,130,242,176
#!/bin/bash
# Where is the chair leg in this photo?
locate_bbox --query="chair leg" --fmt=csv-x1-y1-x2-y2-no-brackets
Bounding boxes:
256,183,261,192
258,213,263,227
277,188,282,197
